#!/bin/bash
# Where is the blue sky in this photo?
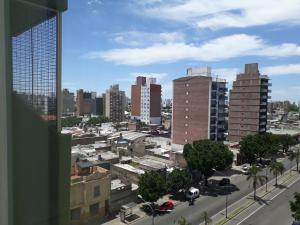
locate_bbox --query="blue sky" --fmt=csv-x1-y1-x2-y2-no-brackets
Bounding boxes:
62,0,300,103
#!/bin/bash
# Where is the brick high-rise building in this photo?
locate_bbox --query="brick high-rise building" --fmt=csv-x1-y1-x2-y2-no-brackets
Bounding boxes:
131,76,162,125
105,85,125,122
228,63,270,142
76,89,96,116
172,67,227,149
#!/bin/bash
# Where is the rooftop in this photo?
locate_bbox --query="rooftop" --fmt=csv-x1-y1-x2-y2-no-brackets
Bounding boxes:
114,163,145,175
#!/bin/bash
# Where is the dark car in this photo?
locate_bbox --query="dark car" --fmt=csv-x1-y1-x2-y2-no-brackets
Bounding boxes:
219,178,230,186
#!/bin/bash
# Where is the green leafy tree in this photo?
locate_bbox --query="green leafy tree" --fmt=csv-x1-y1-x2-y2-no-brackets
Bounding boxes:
200,211,212,225
240,134,280,164
246,165,267,200
277,134,297,153
290,148,300,172
61,116,82,127
183,140,233,186
87,116,109,126
269,161,285,186
239,135,259,164
167,169,191,193
290,192,300,221
177,217,191,225
138,171,166,203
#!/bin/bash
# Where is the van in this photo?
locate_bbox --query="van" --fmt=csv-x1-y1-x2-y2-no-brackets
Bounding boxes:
185,187,200,200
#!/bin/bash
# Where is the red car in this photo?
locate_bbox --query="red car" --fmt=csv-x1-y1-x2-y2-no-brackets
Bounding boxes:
157,201,174,213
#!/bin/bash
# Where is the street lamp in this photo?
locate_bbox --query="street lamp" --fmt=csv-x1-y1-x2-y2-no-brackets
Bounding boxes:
213,170,229,218
138,195,155,225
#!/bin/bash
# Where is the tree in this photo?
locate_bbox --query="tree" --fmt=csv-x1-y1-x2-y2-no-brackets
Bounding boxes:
290,148,300,172
86,116,109,126
290,192,300,221
61,116,82,127
178,217,191,225
183,140,233,186
167,169,191,193
240,134,280,164
277,134,297,153
269,161,285,186
246,165,267,200
200,211,212,225
138,171,166,203
239,135,259,164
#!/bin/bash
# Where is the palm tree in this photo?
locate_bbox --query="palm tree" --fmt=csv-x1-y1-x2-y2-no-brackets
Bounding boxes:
290,148,300,172
177,217,191,225
200,211,212,225
269,161,285,186
246,165,267,200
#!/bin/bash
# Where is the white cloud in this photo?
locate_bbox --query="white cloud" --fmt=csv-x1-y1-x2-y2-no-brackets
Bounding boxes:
213,68,240,82
261,64,300,76
87,0,103,5
116,72,168,83
130,72,168,81
82,34,300,66
134,0,300,30
112,31,185,47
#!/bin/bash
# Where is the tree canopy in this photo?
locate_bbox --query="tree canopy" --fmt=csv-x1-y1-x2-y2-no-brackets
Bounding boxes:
239,133,280,164
167,168,191,193
276,134,297,153
290,192,300,221
138,171,166,203
183,139,233,185
86,116,110,126
61,116,82,127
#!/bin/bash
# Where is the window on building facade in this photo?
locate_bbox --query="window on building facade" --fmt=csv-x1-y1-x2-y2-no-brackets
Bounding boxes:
94,185,100,198
71,208,81,220
89,203,99,216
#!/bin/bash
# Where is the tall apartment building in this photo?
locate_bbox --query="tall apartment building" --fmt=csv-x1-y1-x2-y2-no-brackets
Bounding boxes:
62,88,75,115
1,1,71,225
76,89,97,116
105,85,125,122
228,63,270,142
172,67,227,149
96,96,104,116
131,76,162,125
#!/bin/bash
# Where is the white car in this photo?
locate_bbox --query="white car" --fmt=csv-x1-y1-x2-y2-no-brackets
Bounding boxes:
186,187,200,200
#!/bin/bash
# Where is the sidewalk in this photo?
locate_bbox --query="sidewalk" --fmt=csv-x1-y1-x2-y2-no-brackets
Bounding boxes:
98,194,182,225
209,168,300,225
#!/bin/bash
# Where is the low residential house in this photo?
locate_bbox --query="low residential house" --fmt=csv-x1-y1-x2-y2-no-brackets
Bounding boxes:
70,165,111,225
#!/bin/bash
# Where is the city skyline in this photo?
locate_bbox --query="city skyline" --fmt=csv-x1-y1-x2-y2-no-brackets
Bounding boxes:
62,0,300,102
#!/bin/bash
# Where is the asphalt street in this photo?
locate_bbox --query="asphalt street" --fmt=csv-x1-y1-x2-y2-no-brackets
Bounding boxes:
239,176,300,225
133,158,298,225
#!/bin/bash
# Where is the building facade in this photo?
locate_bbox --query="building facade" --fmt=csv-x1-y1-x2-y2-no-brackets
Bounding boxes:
70,166,111,225
228,63,270,142
96,96,104,116
76,89,97,116
0,1,71,225
172,67,227,148
105,85,125,122
63,88,75,115
131,76,162,125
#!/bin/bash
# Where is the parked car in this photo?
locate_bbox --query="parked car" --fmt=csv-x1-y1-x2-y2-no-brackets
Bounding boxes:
241,164,250,174
292,221,300,225
219,178,230,186
156,201,174,213
186,187,200,200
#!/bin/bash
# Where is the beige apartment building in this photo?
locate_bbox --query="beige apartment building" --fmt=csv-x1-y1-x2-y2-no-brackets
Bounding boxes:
105,85,125,122
228,63,270,142
70,166,111,225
